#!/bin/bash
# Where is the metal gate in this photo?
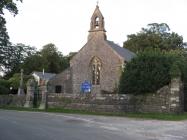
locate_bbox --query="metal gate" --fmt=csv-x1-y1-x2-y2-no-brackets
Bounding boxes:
33,85,42,108
184,84,187,112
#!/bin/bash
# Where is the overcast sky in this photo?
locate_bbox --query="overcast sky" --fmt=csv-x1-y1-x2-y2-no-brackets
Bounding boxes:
4,0,187,55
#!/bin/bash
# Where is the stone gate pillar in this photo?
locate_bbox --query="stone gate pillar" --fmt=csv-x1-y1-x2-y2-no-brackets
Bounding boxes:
39,80,48,110
24,79,35,108
169,77,184,113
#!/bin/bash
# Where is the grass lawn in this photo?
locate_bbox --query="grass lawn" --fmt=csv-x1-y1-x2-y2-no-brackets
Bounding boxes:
0,106,187,121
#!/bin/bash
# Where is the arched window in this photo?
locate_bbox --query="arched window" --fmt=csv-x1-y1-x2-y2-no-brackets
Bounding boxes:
95,17,99,29
91,57,101,85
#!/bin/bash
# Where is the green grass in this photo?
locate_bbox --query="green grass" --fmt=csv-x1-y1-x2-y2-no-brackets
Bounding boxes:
1,106,187,121
47,108,187,121
0,105,42,112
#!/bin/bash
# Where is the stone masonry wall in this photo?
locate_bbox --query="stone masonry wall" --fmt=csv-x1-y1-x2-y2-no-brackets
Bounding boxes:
0,95,26,107
48,78,184,113
0,78,183,114
70,37,124,95
49,68,72,93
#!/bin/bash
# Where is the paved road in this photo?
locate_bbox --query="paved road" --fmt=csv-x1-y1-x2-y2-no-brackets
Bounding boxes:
0,110,187,140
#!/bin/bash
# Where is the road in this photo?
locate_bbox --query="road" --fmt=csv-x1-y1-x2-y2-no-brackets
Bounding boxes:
0,110,187,140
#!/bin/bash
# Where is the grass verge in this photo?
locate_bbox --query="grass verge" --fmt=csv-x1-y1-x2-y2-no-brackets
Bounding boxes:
47,108,187,121
0,106,187,121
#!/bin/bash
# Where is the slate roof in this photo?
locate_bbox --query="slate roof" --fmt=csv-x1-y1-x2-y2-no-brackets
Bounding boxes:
107,40,136,62
32,71,56,80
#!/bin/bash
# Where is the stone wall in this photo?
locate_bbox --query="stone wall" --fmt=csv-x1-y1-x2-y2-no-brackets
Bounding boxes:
47,78,184,113
0,78,183,114
0,95,26,107
49,68,72,94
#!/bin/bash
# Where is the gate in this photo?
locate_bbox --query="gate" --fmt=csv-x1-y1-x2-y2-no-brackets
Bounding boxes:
33,85,42,108
184,83,187,112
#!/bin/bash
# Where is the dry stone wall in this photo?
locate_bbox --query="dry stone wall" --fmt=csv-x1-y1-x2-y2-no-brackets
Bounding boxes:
0,95,25,107
0,78,183,114
48,78,184,114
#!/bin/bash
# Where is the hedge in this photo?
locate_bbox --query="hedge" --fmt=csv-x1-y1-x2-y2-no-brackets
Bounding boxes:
119,49,184,95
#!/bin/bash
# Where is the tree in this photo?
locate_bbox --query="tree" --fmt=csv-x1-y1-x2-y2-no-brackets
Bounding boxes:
22,53,44,75
0,0,22,75
22,43,70,74
119,49,183,95
0,16,10,72
61,52,77,69
21,43,72,75
123,23,185,53
0,0,22,16
40,43,63,73
0,78,10,94
8,73,31,90
4,44,37,78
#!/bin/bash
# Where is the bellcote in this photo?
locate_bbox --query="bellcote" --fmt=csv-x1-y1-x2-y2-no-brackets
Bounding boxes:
88,5,107,40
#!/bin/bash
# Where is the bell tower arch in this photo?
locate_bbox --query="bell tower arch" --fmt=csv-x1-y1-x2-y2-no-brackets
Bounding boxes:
88,5,107,40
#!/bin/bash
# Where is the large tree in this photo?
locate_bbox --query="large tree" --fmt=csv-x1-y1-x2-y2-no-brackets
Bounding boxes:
0,0,22,16
119,49,184,95
40,43,62,73
0,0,22,75
0,16,10,72
123,23,185,53
22,43,70,74
22,53,44,75
4,44,36,78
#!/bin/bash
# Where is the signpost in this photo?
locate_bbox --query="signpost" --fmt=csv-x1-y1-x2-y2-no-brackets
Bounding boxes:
81,81,92,93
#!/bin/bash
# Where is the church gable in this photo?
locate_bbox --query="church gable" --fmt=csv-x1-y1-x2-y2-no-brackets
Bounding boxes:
70,5,136,94
70,4,135,66
70,37,125,94
70,37,123,68
71,37,135,68
53,5,135,94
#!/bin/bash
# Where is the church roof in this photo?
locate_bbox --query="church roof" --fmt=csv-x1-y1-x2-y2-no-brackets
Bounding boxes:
107,40,136,61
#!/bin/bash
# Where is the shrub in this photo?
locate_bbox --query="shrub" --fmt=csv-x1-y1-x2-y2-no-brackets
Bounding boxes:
170,62,181,78
0,79,10,95
0,85,9,95
8,73,33,90
119,49,183,95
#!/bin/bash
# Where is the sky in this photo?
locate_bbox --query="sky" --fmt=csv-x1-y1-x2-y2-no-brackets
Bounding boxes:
4,0,187,55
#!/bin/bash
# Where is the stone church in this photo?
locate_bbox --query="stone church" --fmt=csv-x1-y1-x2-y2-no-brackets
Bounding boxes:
49,5,135,95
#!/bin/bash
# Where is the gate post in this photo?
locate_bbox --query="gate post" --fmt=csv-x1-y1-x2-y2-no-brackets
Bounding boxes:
169,77,184,113
24,79,35,108
39,80,48,110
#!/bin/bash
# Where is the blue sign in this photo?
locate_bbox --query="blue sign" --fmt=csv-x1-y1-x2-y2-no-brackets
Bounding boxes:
81,81,92,93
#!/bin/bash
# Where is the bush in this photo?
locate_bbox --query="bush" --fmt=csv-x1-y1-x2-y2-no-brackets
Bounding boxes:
0,79,10,95
119,49,183,95
8,73,33,90
0,85,9,94
170,62,181,78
